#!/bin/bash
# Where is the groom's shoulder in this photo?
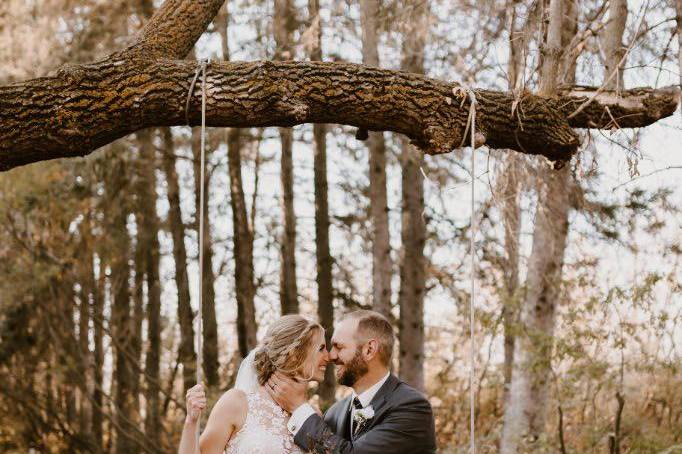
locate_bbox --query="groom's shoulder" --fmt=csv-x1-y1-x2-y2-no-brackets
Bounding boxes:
392,378,431,407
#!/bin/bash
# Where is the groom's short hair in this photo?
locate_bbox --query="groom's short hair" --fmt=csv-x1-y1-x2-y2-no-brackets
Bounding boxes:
343,310,394,366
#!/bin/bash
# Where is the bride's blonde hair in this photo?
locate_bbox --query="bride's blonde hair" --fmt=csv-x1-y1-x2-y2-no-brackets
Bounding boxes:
253,315,323,385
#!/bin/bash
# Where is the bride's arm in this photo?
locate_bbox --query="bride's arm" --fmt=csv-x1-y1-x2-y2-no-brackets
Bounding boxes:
179,386,248,454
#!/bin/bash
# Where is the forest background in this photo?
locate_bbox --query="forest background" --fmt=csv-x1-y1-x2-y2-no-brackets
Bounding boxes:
0,0,681,452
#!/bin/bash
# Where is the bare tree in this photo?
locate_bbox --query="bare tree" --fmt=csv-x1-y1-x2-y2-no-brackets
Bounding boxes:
275,0,300,315
217,2,258,358
76,220,94,443
397,0,429,392
307,0,336,407
360,0,392,317
159,128,197,393
92,255,106,451
107,156,136,454
136,130,163,447
501,0,577,451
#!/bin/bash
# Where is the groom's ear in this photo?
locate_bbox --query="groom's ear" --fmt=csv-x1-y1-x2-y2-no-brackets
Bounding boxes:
364,339,379,361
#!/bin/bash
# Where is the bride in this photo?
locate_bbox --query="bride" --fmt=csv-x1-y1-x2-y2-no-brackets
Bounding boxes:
178,315,328,454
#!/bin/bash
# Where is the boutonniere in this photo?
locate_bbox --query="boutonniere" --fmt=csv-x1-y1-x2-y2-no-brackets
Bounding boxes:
353,405,375,426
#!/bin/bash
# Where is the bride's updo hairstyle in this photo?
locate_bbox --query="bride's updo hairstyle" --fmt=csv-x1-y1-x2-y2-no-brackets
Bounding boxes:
254,315,323,385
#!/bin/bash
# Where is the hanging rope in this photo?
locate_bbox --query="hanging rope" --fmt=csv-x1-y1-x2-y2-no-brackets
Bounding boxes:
467,86,477,454
197,58,209,393
455,82,479,454
185,57,210,447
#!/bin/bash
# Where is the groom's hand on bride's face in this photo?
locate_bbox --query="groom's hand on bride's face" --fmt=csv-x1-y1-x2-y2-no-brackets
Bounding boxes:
267,371,307,413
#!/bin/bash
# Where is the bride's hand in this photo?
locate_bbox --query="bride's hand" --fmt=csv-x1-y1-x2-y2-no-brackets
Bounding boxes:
185,384,207,424
266,372,307,413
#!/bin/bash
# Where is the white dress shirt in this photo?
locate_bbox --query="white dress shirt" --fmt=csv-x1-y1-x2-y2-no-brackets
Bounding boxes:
287,372,391,437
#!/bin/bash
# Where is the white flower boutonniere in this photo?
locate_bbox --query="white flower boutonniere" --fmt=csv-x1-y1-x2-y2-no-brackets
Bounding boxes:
353,405,375,426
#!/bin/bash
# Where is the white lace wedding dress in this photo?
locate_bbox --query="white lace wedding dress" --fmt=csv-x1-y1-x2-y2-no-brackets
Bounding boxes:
225,387,304,454
226,350,305,453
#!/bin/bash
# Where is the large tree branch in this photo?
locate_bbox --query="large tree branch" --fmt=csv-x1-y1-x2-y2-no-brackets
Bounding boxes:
0,0,678,172
557,85,679,129
123,0,225,59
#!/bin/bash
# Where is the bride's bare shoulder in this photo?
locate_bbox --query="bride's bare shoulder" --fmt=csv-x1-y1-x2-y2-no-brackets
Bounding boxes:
208,388,248,427
216,389,248,412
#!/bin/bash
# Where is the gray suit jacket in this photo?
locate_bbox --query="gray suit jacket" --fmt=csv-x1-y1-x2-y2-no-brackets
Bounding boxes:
293,374,437,453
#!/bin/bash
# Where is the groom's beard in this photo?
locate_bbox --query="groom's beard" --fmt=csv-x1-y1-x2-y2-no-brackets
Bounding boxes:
337,346,368,387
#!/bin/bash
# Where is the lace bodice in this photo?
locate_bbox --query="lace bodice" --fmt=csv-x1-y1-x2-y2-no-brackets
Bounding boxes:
225,388,305,454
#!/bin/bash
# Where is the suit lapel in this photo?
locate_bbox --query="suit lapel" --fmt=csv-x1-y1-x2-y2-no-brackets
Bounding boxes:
353,374,400,439
336,396,353,440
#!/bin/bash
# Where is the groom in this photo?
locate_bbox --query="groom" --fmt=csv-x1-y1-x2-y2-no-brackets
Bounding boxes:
268,310,437,453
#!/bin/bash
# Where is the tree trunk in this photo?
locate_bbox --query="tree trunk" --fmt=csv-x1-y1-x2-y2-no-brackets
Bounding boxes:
131,209,145,422
360,0,392,318
603,0,628,91
397,0,428,392
108,156,136,454
500,166,570,453
60,278,78,429
217,3,258,359
561,0,579,86
501,0,573,451
91,255,105,451
136,130,163,448
275,0,299,315
227,128,259,356
306,0,336,407
77,231,93,444
191,124,220,389
159,128,196,393
498,0,527,399
498,156,521,399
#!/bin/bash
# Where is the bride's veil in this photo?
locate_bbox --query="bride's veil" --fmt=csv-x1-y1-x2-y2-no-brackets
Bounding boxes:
234,349,259,393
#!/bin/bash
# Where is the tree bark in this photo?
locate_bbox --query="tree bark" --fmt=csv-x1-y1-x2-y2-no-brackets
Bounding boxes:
159,128,196,393
136,130,163,447
307,0,336,407
275,0,300,315
398,0,428,392
501,0,572,451
217,4,258,358
360,0,392,318
0,0,678,172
